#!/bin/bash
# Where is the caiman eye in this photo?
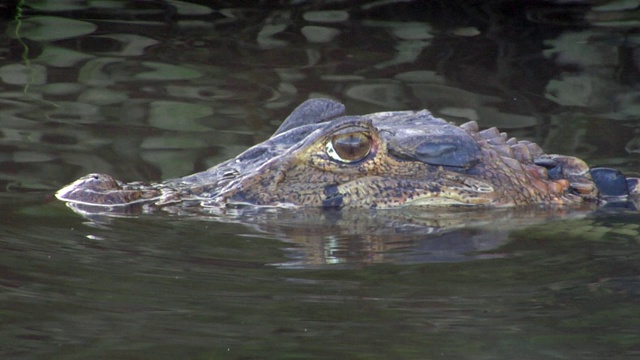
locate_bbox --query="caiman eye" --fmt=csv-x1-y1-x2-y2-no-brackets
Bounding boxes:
325,132,372,163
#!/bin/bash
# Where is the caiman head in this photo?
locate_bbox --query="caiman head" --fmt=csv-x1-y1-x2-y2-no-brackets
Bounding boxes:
56,98,639,211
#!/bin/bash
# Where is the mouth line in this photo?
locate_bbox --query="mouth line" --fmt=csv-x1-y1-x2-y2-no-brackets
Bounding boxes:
401,192,493,207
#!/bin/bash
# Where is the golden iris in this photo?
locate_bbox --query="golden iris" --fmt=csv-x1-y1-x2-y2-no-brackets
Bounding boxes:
325,132,372,163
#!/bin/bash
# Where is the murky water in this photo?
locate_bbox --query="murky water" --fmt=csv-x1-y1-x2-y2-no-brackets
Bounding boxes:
1,1,640,359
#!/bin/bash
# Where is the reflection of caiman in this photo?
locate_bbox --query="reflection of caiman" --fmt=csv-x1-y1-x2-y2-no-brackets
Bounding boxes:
56,99,639,212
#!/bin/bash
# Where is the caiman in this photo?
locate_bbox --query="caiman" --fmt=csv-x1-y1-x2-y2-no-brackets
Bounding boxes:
56,98,639,213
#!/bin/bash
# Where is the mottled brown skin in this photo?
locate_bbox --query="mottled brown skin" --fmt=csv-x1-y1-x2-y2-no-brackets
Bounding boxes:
56,99,638,212
213,116,590,207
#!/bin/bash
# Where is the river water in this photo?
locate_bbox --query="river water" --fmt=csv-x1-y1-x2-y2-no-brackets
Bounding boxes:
1,1,639,359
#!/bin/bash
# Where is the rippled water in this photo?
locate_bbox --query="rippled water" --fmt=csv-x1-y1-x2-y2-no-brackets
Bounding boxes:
1,1,640,359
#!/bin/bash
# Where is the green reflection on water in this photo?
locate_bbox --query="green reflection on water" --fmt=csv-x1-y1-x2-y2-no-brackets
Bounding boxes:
12,16,97,42
136,62,202,81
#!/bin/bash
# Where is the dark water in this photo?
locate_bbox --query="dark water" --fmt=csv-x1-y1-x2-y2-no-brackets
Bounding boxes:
1,1,640,358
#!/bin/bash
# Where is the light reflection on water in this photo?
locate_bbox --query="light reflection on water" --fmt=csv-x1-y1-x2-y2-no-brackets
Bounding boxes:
1,1,640,359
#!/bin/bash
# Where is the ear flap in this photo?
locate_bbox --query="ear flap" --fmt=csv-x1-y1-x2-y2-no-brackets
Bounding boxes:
387,129,481,169
272,98,346,137
413,141,480,168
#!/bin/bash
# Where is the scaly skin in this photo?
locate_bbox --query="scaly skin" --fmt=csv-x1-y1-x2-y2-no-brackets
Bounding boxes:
56,99,639,212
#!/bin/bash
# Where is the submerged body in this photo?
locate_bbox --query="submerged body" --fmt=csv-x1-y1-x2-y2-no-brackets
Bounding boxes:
56,99,639,212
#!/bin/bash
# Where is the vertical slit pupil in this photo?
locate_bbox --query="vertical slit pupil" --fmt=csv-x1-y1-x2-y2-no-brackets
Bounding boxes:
331,132,371,162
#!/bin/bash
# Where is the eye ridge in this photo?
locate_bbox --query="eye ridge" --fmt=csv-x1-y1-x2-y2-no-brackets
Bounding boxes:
326,132,372,163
